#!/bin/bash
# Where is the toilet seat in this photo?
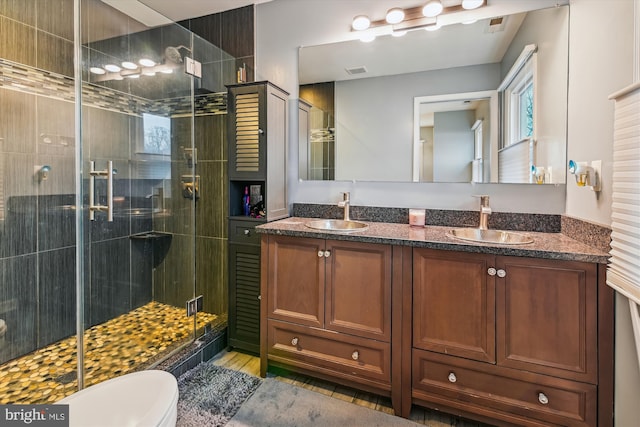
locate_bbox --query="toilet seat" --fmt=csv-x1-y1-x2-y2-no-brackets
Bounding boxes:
58,370,178,427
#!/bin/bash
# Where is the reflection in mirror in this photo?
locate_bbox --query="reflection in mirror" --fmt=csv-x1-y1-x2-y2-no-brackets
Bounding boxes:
412,91,497,183
298,3,569,184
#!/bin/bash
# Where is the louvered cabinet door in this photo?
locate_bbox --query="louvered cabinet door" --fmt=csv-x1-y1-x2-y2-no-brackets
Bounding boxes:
228,84,266,180
228,242,262,354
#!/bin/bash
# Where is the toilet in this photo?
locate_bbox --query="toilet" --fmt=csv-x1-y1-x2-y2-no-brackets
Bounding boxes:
58,370,179,427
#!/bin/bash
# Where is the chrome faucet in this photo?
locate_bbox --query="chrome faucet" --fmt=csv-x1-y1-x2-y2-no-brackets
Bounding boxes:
476,195,491,230
337,192,350,221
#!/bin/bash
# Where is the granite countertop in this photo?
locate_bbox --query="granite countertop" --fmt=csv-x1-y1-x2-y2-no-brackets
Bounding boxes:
256,217,610,264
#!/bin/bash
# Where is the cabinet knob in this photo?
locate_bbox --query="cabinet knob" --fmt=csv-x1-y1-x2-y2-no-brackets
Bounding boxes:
244,229,250,235
538,392,549,405
291,337,299,346
497,269,506,278
257,295,261,301
324,250,331,257
318,251,324,257
351,351,359,361
258,128,264,134
487,267,497,276
448,372,457,383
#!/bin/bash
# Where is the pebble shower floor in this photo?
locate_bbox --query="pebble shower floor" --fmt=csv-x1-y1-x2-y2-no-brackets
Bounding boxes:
0,301,216,404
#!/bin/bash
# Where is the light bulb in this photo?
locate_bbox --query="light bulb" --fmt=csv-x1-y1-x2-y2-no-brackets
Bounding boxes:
425,22,442,32
422,0,443,18
352,15,371,31
89,67,106,75
104,64,121,73
139,58,156,67
386,8,405,24
462,0,484,10
359,33,376,43
121,61,138,70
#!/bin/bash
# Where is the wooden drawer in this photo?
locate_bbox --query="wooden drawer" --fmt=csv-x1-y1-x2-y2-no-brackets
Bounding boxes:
229,219,262,245
412,349,596,427
267,319,390,385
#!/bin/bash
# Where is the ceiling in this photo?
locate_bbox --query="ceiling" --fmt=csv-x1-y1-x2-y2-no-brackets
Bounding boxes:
138,0,272,22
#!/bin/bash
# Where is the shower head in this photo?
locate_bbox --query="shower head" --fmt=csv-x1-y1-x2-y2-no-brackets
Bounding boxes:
164,45,192,64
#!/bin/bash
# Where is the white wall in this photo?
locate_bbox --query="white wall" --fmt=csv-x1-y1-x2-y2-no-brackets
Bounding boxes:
502,6,569,185
564,1,640,426
257,0,640,424
334,63,498,182
255,0,565,214
433,110,474,182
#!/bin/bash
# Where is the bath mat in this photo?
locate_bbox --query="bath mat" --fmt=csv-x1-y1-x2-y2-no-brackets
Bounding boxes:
176,362,262,427
227,377,422,427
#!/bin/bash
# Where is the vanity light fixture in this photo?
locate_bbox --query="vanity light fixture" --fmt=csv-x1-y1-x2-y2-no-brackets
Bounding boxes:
139,58,156,67
422,0,443,18
360,33,376,42
386,8,405,24
424,21,442,31
462,0,484,10
90,54,182,82
121,61,138,70
351,0,486,38
104,64,121,73
352,15,371,31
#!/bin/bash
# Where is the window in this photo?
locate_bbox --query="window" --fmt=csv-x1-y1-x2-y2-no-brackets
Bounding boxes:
499,44,537,148
517,79,534,140
142,113,171,155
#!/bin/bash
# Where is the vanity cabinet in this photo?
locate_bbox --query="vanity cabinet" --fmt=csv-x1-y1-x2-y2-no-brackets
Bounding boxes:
260,234,395,394
409,248,607,427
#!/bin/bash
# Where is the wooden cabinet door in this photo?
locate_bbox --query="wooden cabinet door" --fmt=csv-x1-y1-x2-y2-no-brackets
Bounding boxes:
325,240,392,341
496,257,598,383
266,235,325,328
413,248,496,363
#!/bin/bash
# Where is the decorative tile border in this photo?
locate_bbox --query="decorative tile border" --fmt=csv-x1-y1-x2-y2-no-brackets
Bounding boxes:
0,58,227,117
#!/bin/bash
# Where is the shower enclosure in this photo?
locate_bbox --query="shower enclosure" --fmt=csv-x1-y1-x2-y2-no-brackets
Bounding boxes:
0,0,231,403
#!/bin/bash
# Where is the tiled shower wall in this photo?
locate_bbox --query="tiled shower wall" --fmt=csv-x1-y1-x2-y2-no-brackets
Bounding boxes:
0,0,253,364
0,0,77,364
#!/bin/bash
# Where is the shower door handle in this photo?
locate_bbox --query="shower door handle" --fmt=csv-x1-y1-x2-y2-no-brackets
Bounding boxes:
89,160,114,222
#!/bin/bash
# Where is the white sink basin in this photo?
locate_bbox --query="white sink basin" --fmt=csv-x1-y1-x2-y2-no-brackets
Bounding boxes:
450,228,533,245
306,219,369,232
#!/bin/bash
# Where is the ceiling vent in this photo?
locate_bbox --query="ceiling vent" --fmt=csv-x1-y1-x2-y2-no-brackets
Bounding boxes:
485,16,506,33
345,66,368,75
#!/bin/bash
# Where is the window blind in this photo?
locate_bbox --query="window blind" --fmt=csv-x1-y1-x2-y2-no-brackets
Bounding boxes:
498,138,535,183
607,82,640,305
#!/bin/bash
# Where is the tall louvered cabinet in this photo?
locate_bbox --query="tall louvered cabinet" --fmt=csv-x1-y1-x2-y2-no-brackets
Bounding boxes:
227,81,289,353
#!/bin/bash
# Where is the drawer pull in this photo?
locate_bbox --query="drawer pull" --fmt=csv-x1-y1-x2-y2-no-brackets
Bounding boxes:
497,269,506,278
538,392,549,405
244,229,250,235
351,351,359,361
487,268,496,276
291,337,299,346
448,372,457,383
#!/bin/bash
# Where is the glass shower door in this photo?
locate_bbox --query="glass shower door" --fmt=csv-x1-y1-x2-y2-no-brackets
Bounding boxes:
79,1,198,389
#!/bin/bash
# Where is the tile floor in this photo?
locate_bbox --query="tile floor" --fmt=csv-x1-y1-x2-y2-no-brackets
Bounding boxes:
0,301,217,404
211,350,493,427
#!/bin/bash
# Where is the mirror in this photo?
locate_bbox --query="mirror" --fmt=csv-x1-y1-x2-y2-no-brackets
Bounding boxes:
298,3,568,184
